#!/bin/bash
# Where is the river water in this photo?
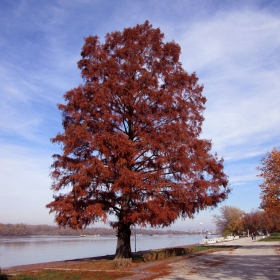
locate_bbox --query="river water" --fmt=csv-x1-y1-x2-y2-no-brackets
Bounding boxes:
0,234,205,268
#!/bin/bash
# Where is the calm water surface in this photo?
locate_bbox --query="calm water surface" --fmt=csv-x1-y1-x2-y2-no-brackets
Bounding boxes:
0,234,205,268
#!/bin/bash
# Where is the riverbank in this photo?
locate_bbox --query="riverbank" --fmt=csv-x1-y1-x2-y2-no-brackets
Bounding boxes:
0,234,204,267
3,237,280,279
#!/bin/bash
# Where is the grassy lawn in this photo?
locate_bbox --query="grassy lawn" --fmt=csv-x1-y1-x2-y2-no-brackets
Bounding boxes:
259,233,280,242
194,245,235,252
8,270,132,280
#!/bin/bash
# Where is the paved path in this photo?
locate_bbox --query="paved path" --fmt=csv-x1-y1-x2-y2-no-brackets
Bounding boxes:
154,237,280,280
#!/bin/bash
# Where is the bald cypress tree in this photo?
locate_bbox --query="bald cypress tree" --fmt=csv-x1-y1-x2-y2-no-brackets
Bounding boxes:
47,21,229,259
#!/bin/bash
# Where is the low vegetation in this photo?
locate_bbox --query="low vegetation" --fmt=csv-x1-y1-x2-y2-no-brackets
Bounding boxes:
142,246,196,261
0,267,8,280
259,233,280,242
7,270,132,280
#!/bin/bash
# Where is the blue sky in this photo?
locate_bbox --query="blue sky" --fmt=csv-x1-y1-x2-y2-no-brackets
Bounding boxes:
0,0,279,231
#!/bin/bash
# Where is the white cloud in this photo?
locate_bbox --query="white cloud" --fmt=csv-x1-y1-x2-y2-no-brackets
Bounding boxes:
0,143,55,224
175,9,280,162
0,1,279,230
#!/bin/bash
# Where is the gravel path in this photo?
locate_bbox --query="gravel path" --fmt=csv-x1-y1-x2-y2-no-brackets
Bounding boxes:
154,237,280,280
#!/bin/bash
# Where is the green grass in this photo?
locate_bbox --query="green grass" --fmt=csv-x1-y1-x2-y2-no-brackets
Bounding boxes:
194,245,218,252
258,232,280,242
269,232,280,236
259,235,280,242
194,245,235,252
8,270,132,280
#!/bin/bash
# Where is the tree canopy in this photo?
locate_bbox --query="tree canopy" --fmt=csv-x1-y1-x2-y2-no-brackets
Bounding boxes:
242,209,280,235
47,21,230,258
212,206,244,236
257,147,280,215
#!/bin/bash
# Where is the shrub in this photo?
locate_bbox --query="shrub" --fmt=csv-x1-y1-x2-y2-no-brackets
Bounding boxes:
0,268,8,280
142,247,195,262
270,232,280,236
113,258,132,268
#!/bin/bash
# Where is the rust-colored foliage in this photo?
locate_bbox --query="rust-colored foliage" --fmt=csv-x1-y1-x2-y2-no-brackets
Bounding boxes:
242,209,280,234
47,21,229,258
257,148,280,216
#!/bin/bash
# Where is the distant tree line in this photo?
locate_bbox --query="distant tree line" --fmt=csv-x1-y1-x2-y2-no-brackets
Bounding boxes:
213,148,280,237
242,209,280,234
0,223,188,236
213,206,280,236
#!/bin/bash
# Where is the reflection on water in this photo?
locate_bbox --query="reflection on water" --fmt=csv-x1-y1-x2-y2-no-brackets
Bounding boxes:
0,234,204,268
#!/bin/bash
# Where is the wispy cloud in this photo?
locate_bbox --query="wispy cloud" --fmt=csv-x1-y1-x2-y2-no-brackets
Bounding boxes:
0,1,279,228
176,8,280,163
0,142,55,224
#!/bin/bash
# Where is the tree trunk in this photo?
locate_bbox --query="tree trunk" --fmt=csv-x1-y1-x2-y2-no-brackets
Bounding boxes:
115,222,132,259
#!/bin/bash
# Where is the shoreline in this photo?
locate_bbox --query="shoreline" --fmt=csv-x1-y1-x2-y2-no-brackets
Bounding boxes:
3,254,116,274
3,237,280,279
1,234,207,269
2,241,204,273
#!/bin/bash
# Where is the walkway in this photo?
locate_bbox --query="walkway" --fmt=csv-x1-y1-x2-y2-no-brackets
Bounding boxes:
153,237,280,280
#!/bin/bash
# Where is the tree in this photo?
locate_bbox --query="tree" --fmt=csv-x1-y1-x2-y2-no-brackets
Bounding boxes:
242,209,266,235
242,209,280,234
257,148,280,216
263,212,280,232
47,21,230,259
212,206,244,236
